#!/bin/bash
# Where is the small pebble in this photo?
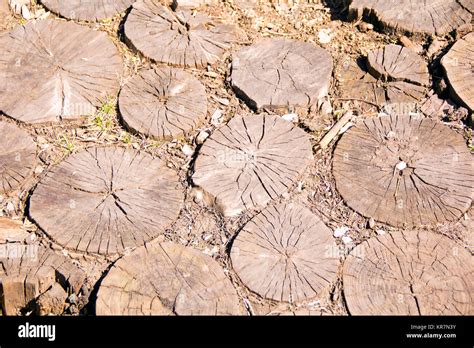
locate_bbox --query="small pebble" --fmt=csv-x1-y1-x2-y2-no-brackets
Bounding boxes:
282,113,298,123
334,226,349,238
318,29,332,44
357,22,373,32
182,144,194,157
376,229,386,235
342,236,353,244
196,131,209,145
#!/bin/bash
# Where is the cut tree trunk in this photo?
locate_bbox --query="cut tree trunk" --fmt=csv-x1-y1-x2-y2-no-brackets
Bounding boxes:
333,114,474,227
124,0,239,68
0,19,122,124
118,67,207,140
96,241,243,315
441,32,474,111
0,121,36,194
343,230,473,315
192,114,313,216
29,147,184,256
232,38,333,112
230,202,339,303
40,0,135,21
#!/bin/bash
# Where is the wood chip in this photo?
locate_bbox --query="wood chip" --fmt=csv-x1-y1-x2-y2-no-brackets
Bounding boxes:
0,218,29,243
41,0,134,21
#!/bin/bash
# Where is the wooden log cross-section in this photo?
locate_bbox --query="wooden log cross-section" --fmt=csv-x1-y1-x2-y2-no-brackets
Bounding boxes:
343,230,473,315
441,32,474,112
40,0,135,21
231,202,339,303
0,19,122,124
124,0,239,68
192,114,313,216
0,121,36,194
232,39,333,112
29,147,184,256
118,67,207,140
96,242,243,315
333,114,474,228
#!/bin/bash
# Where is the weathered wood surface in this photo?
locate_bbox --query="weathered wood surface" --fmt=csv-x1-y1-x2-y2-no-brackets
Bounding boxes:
231,203,339,303
346,0,473,37
0,242,85,315
232,38,333,111
192,114,313,216
0,121,36,194
29,147,184,256
41,0,135,21
441,32,474,111
0,19,122,124
343,230,474,315
96,242,242,315
0,218,29,244
119,67,207,140
333,114,474,227
124,0,239,68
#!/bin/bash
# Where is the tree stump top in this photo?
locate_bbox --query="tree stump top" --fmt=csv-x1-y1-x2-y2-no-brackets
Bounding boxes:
29,147,184,256
118,67,207,140
0,19,122,124
192,114,313,216
124,0,239,68
231,39,333,111
0,121,36,194
96,241,242,315
40,0,135,21
343,230,474,315
333,114,473,227
441,32,474,111
0,242,86,315
347,0,472,37
230,202,339,303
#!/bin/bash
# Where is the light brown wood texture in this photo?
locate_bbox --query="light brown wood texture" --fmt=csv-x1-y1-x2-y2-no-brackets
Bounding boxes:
0,19,122,124
0,243,85,315
343,230,473,315
232,38,333,111
40,0,135,21
333,114,474,227
231,202,339,303
119,67,207,140
0,218,29,244
29,147,184,256
347,0,473,37
96,241,242,315
441,32,474,111
124,0,239,68
0,121,36,194
192,114,313,216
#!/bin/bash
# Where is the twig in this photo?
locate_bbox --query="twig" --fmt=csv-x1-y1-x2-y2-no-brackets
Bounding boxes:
319,110,354,149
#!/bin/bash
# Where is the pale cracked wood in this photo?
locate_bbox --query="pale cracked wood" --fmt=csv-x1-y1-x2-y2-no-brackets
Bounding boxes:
0,121,36,194
339,45,429,111
41,0,135,21
0,243,86,315
29,147,184,256
119,67,207,140
0,218,30,244
96,242,242,315
346,0,473,38
343,230,473,315
124,0,239,68
333,114,474,228
441,32,474,112
192,114,313,216
231,203,339,303
0,19,122,124
232,39,333,112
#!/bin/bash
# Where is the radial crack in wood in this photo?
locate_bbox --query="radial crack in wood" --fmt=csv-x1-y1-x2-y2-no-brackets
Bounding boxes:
96,241,243,315
0,121,36,194
119,67,207,140
29,147,184,256
124,0,239,68
0,19,122,124
40,0,135,21
192,114,313,216
333,114,474,227
231,202,339,303
232,38,333,111
441,32,474,111
343,230,473,315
